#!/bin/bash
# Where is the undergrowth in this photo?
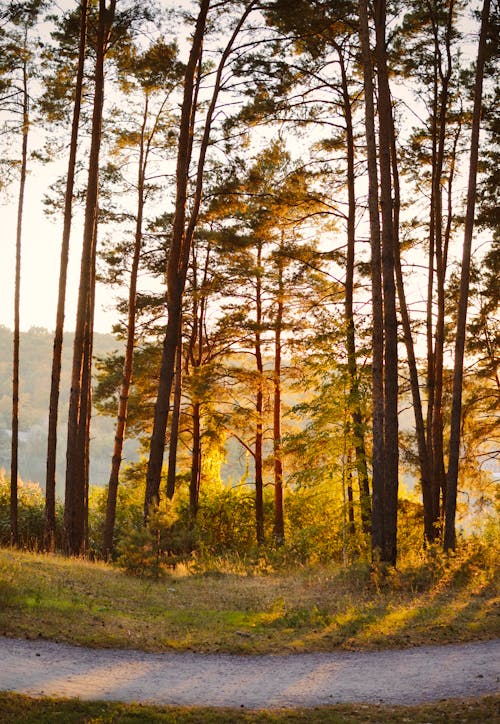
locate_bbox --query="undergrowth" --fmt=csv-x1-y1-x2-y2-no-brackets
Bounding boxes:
0,537,497,654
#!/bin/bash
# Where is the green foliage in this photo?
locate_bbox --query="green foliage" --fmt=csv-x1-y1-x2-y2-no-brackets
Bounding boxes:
0,471,63,549
115,499,195,578
3,450,495,579
195,486,263,558
109,477,371,573
87,475,144,558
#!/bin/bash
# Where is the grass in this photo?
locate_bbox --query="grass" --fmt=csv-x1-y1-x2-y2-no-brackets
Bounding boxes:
0,543,498,654
0,692,498,723
1,545,498,721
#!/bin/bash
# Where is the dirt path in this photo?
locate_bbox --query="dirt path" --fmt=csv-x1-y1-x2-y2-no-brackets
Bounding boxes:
1,636,498,709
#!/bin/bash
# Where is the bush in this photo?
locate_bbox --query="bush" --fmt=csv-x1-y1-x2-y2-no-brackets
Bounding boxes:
0,471,63,549
87,476,145,559
115,500,194,578
195,486,262,556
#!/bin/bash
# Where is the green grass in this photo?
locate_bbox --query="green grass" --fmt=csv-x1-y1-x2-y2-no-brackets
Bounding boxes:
0,543,498,654
1,546,498,721
0,692,499,723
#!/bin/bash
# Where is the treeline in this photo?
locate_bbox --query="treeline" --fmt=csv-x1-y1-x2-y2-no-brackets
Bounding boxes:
0,326,138,487
0,0,498,567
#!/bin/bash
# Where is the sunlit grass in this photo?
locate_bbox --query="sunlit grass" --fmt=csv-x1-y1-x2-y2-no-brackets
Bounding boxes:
0,692,499,723
0,542,498,654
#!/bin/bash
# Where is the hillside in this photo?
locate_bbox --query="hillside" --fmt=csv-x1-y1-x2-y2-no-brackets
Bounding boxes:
0,326,139,494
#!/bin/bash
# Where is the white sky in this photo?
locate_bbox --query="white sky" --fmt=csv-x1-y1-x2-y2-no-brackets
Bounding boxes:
0,0,485,336
0,0,200,335
1,176,117,334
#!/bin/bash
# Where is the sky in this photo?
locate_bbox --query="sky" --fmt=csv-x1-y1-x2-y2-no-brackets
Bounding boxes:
0,0,485,337
1,177,118,334
0,0,196,336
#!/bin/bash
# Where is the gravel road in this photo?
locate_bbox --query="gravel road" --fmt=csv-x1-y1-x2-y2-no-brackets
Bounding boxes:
1,636,498,709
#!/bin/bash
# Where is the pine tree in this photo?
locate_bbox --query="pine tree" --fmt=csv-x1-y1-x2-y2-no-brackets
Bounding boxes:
0,0,47,545
44,0,88,552
101,39,180,558
64,0,117,555
445,0,491,551
144,0,258,520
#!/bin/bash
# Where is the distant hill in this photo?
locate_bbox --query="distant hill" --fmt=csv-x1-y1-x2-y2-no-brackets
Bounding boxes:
0,326,139,495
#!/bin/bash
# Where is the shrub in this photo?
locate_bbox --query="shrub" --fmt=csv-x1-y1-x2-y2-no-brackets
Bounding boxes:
115,500,193,578
0,471,63,549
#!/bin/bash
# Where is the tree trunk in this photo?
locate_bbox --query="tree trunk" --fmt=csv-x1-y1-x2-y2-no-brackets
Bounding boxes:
273,255,284,545
444,0,490,551
10,34,29,547
389,107,434,545
254,242,265,546
64,0,115,556
81,278,95,553
427,0,456,536
102,96,149,559
359,0,384,558
45,0,88,552
144,1,209,519
374,0,399,566
337,42,371,535
166,329,183,500
144,0,256,519
190,401,202,521
347,463,355,537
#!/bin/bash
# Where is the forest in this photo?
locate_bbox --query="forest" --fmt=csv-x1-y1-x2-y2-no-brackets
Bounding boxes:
0,0,498,572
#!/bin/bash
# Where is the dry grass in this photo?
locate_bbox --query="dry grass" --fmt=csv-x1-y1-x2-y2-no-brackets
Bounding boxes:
0,692,499,723
0,544,498,654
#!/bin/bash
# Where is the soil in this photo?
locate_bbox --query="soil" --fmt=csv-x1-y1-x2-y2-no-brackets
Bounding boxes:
1,636,498,709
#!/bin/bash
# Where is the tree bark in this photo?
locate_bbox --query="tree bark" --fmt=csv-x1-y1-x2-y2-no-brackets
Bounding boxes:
144,1,210,519
45,0,88,552
336,41,371,535
102,95,149,558
166,328,183,500
347,464,355,537
374,0,399,566
444,0,490,551
254,242,265,546
10,29,29,547
359,0,385,558
144,1,256,519
64,0,115,556
273,255,285,545
427,0,456,536
389,109,434,544
190,401,202,520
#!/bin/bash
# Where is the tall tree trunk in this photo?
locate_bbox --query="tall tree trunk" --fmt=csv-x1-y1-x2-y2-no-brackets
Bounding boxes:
166,329,183,500
45,0,88,552
10,33,29,547
144,1,256,519
347,462,355,537
64,0,115,556
359,0,384,558
190,401,202,520
144,2,209,519
337,42,371,534
187,242,212,521
102,97,149,558
254,242,265,546
427,0,456,535
273,254,284,545
389,110,434,544
374,0,399,566
81,280,95,553
444,0,490,551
